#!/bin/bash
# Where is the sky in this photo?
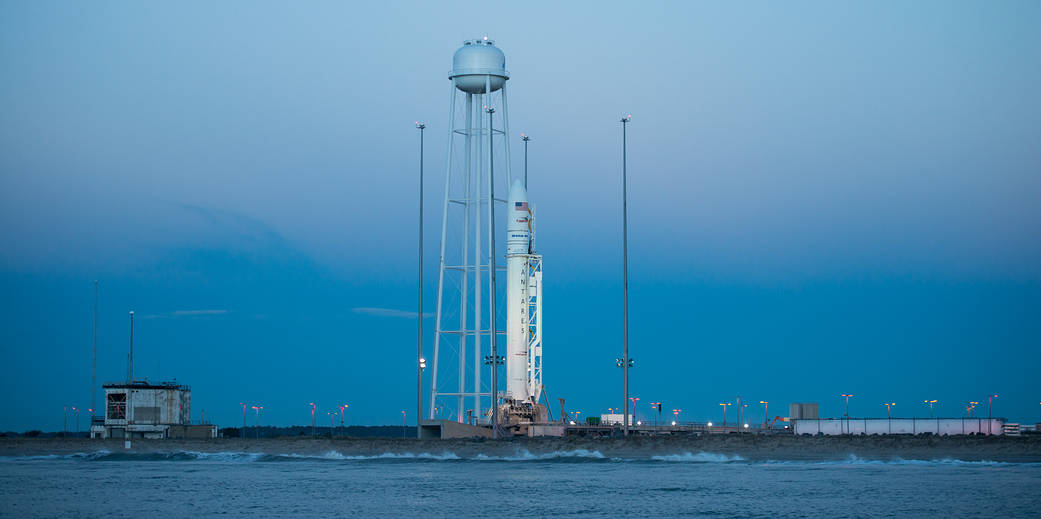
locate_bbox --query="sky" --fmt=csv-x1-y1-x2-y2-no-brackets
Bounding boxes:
1,1,1039,431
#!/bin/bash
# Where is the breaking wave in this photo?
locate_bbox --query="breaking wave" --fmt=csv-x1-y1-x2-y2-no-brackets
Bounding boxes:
472,449,610,461
3,450,1039,466
0,450,113,461
0,448,610,463
651,452,745,463
276,449,610,462
273,451,462,461
764,454,1038,467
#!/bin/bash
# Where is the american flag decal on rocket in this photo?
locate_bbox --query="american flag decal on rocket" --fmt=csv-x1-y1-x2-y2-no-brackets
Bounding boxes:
515,201,528,211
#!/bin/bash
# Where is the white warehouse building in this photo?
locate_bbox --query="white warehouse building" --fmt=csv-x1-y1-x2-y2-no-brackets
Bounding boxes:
793,417,1006,436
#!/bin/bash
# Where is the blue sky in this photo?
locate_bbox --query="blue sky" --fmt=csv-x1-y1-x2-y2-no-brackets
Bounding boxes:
1,1,1039,431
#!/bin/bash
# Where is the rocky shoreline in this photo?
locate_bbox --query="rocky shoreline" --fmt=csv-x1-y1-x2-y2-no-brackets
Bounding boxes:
3,434,1041,462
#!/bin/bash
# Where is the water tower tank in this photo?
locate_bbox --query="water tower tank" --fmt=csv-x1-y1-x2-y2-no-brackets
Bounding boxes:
449,38,509,94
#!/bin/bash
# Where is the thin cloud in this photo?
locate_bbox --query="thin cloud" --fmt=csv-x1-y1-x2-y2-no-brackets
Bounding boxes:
172,309,228,316
352,307,433,318
138,309,229,319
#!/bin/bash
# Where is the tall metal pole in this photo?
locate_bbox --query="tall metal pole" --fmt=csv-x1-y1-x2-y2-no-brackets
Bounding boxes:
92,280,97,424
416,122,425,438
887,403,893,434
988,394,996,435
522,134,530,189
620,114,631,436
487,105,498,439
128,311,134,383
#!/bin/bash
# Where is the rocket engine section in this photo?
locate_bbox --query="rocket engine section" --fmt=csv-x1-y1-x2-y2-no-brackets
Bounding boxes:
503,179,545,433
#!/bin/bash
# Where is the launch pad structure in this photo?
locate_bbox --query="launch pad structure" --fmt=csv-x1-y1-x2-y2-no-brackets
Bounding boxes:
429,38,547,435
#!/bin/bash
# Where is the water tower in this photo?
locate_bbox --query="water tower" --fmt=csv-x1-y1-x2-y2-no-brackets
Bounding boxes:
429,38,514,423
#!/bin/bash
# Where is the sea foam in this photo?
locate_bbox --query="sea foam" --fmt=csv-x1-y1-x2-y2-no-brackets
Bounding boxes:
650,451,745,463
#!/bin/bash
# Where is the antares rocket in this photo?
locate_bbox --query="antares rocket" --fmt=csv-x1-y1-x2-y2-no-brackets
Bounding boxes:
505,179,543,406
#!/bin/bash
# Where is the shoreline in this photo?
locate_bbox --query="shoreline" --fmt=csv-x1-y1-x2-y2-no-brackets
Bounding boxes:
3,435,1041,462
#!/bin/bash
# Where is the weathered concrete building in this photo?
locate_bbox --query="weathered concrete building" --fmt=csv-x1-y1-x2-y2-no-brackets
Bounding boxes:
90,381,215,439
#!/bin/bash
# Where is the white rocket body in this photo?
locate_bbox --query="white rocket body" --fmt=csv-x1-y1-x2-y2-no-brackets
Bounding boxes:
506,180,537,402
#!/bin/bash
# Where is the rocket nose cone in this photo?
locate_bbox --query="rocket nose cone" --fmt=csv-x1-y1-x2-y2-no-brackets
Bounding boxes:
508,178,527,202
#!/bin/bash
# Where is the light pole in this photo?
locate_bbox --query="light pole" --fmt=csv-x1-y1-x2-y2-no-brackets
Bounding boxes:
629,397,640,428
967,402,979,418
987,394,997,435
620,113,632,437
328,411,335,434
128,311,134,384
841,394,853,418
736,396,741,427
521,133,531,189
483,353,504,435
649,402,660,427
486,105,500,440
401,410,407,439
615,357,634,429
719,402,731,428
63,406,68,437
92,280,97,425
309,402,316,439
418,357,426,438
741,403,749,429
252,406,262,439
672,408,681,425
416,121,425,439
340,404,347,437
841,394,853,434
72,407,79,434
884,402,895,434
924,399,937,418
760,401,769,428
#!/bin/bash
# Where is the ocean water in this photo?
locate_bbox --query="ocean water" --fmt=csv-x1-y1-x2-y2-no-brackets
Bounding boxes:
2,449,1040,518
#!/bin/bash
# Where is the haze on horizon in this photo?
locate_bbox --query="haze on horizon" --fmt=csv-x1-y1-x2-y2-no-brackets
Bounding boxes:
1,1,1039,431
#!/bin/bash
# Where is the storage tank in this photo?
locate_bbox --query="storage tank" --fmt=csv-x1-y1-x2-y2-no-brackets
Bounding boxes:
449,38,509,94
